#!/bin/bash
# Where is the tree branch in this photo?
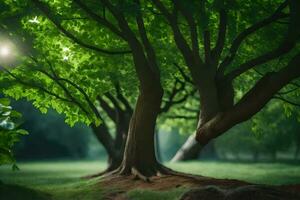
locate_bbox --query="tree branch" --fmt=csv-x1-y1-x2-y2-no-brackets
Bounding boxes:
73,0,126,40
135,0,158,71
174,1,200,62
196,52,300,145
217,0,289,76
105,92,123,112
97,96,118,122
114,83,133,113
31,0,131,55
100,0,162,90
226,40,294,80
212,9,227,62
203,30,211,65
29,57,95,117
164,114,197,120
273,95,300,107
173,63,193,85
151,0,203,78
0,66,72,104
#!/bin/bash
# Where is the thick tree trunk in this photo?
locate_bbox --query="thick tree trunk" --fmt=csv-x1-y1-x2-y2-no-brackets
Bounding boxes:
172,79,221,162
118,86,164,179
171,135,219,162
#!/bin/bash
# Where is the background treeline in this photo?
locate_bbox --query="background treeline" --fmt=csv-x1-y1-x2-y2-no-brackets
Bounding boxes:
13,99,300,162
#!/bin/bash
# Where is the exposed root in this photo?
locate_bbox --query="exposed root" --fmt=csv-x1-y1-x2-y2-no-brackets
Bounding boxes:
95,163,213,184
81,171,107,179
131,167,150,182
156,170,164,177
158,164,206,180
101,168,120,179
81,164,120,179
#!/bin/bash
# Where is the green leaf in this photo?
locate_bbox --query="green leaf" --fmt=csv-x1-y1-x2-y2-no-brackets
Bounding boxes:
16,129,29,135
0,98,11,106
10,110,22,119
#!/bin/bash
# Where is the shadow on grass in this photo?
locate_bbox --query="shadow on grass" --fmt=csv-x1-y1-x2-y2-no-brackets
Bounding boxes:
0,182,51,200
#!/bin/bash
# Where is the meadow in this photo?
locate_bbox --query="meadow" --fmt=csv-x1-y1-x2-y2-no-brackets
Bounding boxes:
1,161,300,200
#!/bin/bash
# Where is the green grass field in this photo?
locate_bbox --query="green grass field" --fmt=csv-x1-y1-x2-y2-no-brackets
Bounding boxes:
1,161,300,200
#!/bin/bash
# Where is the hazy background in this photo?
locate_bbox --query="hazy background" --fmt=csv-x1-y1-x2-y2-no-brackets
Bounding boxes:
12,100,300,163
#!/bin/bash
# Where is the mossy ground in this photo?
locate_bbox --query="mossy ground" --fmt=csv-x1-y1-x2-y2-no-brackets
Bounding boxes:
1,161,300,200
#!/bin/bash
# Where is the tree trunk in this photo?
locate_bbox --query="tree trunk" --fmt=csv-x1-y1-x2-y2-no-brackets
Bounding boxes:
171,134,202,162
172,80,221,162
91,124,119,172
155,128,161,162
118,86,164,178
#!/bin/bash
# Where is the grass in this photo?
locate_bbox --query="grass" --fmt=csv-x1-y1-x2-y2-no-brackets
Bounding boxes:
0,160,300,199
168,161,300,185
127,188,189,200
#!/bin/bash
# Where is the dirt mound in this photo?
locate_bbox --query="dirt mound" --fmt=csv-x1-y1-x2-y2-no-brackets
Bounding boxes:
100,174,300,200
181,185,300,200
100,174,247,191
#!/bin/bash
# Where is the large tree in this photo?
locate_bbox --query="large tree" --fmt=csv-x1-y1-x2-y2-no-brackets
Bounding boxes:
153,0,300,161
0,0,192,175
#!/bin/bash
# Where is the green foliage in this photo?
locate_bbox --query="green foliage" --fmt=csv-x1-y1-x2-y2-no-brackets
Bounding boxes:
0,0,299,140
215,101,300,159
0,98,27,169
0,0,139,127
12,101,97,160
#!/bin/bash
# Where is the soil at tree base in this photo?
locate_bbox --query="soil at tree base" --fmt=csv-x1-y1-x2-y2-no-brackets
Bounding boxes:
100,174,300,200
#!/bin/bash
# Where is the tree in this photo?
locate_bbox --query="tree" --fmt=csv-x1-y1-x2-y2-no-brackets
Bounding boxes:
1,1,192,176
152,0,300,161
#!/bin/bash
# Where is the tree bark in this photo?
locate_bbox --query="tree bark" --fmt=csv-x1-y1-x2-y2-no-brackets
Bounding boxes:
118,86,164,178
155,128,161,162
172,77,222,162
91,124,120,172
196,52,300,146
171,134,202,162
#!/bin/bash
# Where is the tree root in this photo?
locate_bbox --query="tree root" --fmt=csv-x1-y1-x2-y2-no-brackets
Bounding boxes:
81,165,119,179
81,171,107,179
131,167,150,182
157,164,207,181
85,163,207,183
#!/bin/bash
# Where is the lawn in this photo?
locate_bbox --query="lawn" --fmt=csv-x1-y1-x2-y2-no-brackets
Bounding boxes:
1,161,300,199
